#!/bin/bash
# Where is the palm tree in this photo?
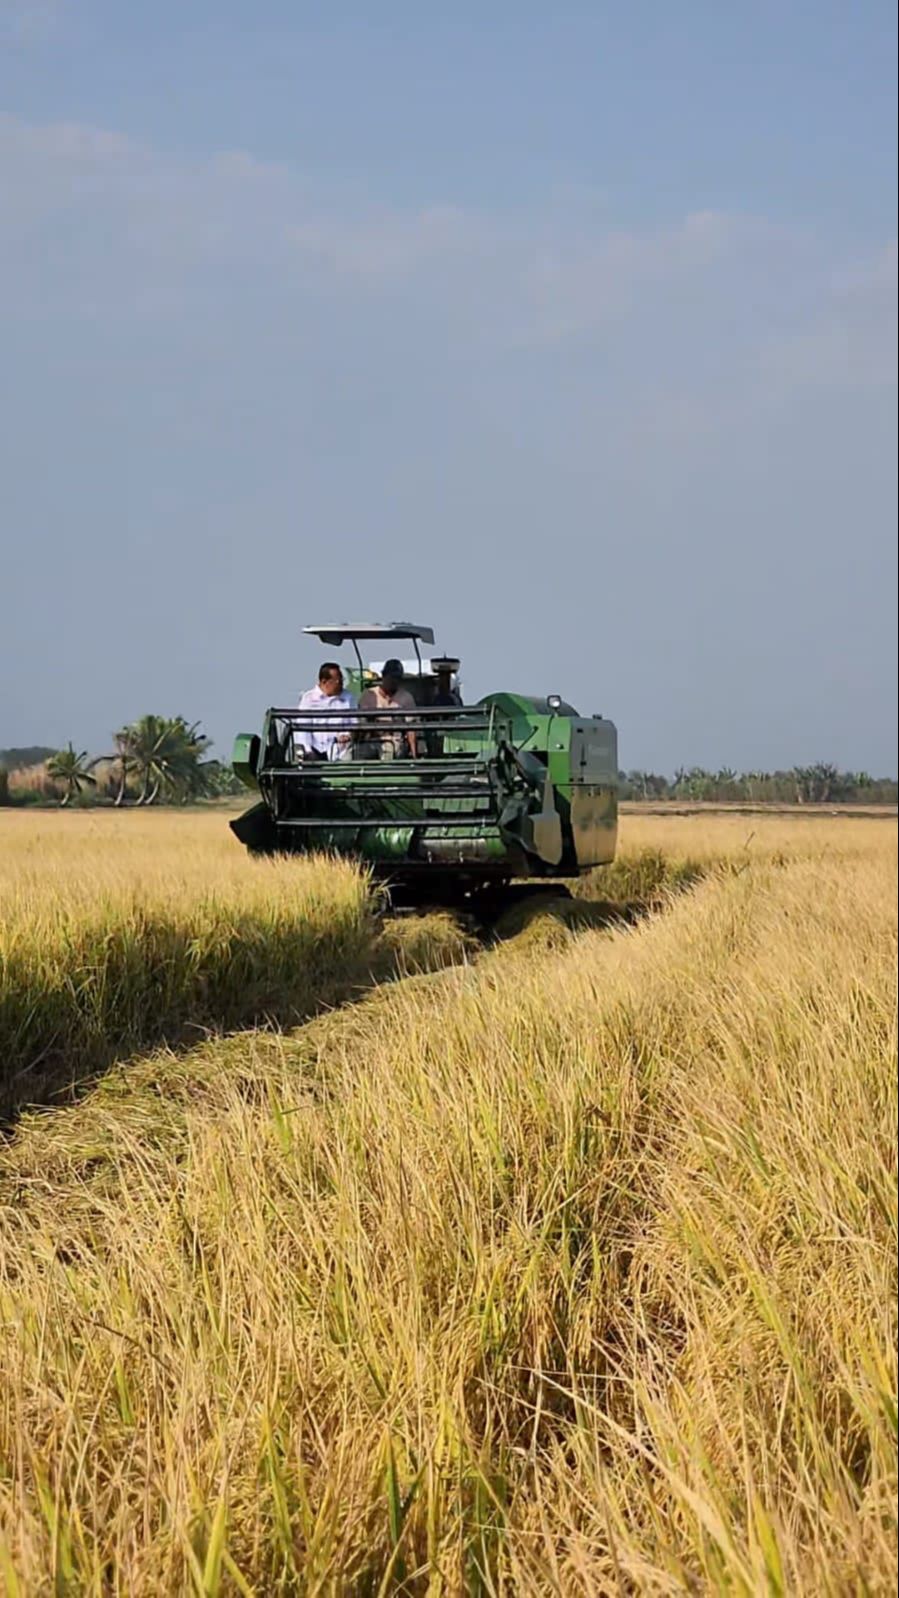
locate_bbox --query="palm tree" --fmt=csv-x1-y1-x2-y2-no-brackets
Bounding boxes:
135,716,167,805
118,715,172,805
95,718,212,806
751,770,772,801
173,754,232,803
119,715,211,805
46,744,97,807
793,762,841,804
152,718,211,804
678,766,712,801
110,726,139,806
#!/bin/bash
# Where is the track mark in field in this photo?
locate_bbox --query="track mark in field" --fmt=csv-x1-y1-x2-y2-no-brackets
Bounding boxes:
1,861,710,1174
0,914,475,1128
2,851,711,1127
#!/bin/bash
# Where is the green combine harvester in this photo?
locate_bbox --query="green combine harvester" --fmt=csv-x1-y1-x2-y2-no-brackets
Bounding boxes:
230,623,618,913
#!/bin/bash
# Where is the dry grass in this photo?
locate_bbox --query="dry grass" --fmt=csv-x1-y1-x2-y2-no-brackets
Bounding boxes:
4,762,55,799
0,812,895,1593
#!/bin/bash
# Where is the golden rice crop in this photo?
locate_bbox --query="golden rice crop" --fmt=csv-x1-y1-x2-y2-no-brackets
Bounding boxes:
0,811,469,1119
0,812,895,1592
0,805,731,1119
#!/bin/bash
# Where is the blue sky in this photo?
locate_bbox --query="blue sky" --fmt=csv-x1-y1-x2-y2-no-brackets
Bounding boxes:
2,1,897,772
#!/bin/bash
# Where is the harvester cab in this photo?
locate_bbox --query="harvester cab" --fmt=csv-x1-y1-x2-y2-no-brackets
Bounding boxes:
299,622,433,698
230,622,618,907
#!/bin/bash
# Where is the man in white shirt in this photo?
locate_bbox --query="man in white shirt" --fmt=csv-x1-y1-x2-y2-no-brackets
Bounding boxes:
295,663,356,761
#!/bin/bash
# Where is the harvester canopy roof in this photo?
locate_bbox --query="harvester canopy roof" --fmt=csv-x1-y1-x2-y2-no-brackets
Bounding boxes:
303,622,435,646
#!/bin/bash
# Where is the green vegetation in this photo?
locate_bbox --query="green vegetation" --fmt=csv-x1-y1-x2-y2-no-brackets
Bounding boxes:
3,734,895,810
622,760,898,805
0,745,56,769
110,714,212,805
1,715,245,807
45,743,97,806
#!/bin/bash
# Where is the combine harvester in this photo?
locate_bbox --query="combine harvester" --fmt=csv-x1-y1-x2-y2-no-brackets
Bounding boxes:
230,623,618,917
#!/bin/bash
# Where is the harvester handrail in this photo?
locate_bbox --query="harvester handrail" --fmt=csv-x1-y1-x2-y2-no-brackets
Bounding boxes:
269,706,492,727
266,784,494,799
262,762,491,777
272,815,498,830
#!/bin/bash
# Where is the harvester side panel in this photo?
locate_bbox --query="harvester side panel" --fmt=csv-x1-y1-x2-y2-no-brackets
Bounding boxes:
567,719,618,867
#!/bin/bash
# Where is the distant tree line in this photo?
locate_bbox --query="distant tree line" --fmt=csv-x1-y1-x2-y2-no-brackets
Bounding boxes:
0,745,57,769
618,763,898,806
0,716,244,807
1,738,896,810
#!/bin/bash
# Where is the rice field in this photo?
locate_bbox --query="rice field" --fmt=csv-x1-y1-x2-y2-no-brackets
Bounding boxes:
0,809,896,1593
0,811,471,1120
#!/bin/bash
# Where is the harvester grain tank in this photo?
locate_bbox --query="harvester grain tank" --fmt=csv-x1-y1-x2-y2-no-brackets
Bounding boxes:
230,623,618,906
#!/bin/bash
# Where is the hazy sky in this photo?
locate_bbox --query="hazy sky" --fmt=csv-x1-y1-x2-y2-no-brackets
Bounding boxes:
2,1,897,773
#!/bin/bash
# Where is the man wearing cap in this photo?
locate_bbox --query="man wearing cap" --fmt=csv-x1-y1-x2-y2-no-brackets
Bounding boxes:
357,659,419,758
426,656,462,755
431,656,463,708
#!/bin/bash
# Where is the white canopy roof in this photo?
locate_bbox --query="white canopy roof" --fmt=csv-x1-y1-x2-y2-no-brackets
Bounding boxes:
303,622,435,646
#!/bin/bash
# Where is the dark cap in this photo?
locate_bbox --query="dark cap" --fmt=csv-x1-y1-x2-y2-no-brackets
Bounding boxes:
381,657,404,678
